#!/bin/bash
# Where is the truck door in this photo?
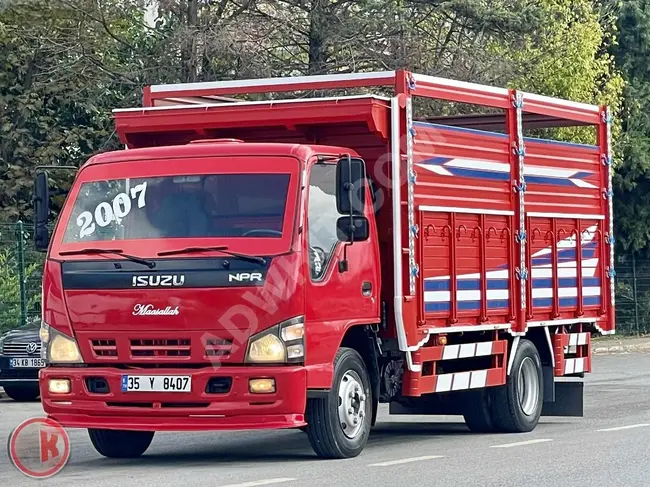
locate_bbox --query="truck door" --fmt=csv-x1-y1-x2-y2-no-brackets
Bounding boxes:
303,160,381,386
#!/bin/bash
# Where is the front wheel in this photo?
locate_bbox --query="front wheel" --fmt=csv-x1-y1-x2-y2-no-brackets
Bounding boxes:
88,429,154,458
491,339,544,433
305,348,372,459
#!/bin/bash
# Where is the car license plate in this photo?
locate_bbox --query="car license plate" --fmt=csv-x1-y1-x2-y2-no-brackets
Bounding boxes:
121,375,191,393
9,358,46,368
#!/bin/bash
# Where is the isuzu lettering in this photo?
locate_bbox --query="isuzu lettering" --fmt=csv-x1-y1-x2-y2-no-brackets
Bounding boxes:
32,70,615,459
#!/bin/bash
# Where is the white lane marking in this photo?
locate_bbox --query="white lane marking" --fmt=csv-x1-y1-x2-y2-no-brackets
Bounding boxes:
369,455,445,466
597,424,650,432
490,439,553,448
218,479,296,487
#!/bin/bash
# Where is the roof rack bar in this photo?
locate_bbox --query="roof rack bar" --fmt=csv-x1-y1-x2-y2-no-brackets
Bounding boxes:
145,71,398,106
142,69,604,125
408,72,511,109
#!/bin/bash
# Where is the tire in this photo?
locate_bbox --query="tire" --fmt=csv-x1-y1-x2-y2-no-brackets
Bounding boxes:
491,339,544,433
88,429,154,458
3,384,40,402
305,347,372,459
462,389,496,433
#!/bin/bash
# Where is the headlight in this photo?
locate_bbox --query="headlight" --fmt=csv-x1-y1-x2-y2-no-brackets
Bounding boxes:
245,316,305,364
42,323,83,364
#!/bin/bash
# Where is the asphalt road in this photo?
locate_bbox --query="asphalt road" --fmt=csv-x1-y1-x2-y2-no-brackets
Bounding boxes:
1,353,649,487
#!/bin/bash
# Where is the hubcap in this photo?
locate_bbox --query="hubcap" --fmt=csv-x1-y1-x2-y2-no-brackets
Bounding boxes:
517,357,540,416
338,370,367,439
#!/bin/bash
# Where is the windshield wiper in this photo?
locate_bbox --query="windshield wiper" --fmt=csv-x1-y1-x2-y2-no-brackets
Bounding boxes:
157,245,266,265
59,248,156,268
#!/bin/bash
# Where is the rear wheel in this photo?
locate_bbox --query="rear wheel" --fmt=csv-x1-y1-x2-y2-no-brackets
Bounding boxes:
462,389,496,433
3,384,40,402
88,429,154,458
491,339,544,433
305,348,372,459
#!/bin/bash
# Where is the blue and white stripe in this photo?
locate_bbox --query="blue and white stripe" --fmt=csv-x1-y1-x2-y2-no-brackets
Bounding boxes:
416,157,597,189
425,226,601,312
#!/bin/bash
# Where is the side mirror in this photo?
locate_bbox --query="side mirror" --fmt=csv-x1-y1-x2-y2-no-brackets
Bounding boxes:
337,216,369,243
336,156,367,215
34,171,50,252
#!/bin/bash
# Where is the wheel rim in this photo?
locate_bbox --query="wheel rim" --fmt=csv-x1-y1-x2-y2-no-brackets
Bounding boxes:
517,357,540,416
337,370,367,439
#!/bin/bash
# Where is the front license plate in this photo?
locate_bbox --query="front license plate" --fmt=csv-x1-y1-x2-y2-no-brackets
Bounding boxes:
121,375,191,393
9,358,46,368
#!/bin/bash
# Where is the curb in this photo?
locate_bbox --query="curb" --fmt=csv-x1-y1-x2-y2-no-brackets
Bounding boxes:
592,341,650,355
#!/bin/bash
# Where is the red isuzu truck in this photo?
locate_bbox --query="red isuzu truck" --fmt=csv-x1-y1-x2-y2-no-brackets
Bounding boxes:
32,70,615,459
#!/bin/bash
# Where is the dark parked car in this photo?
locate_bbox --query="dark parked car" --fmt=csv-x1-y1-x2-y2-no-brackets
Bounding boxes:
0,325,45,401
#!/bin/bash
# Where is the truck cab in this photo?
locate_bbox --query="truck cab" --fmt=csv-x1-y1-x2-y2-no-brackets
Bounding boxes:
35,139,381,459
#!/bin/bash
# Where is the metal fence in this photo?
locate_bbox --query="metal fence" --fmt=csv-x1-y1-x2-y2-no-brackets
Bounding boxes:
0,221,646,336
0,222,45,333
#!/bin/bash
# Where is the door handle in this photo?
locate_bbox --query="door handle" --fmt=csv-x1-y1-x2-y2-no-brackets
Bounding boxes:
362,281,372,297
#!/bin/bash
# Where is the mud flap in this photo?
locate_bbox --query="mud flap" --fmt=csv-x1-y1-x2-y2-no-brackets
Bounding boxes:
541,379,583,417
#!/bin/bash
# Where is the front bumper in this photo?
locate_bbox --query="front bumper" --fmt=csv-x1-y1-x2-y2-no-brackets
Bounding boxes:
39,365,307,431
0,356,41,386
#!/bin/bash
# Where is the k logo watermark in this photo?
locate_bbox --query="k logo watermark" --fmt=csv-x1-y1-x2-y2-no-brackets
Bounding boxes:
8,417,70,479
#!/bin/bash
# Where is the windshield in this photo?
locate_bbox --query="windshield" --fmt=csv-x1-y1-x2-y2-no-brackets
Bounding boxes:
62,173,291,243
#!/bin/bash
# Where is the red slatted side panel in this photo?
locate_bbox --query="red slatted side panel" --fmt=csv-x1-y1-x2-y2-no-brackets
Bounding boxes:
412,123,514,329
523,138,606,323
411,123,512,213
527,216,606,323
524,139,602,217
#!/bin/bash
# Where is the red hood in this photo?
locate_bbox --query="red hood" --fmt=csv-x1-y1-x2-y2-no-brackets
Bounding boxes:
44,254,305,364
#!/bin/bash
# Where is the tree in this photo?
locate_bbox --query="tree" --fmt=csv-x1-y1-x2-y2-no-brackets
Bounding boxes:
611,0,650,254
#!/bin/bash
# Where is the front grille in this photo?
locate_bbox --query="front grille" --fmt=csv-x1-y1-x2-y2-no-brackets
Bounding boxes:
91,339,117,357
204,338,233,357
130,338,191,357
2,341,42,358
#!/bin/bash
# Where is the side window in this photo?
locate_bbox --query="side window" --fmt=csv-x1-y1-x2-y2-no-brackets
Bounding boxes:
307,164,340,280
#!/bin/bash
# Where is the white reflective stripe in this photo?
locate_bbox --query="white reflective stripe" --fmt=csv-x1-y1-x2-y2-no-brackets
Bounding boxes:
458,343,477,358
436,374,453,392
451,372,471,391
469,369,488,389
568,333,589,346
564,358,586,375
578,332,589,345
436,369,491,392
570,178,598,189
442,344,460,360
565,359,575,374
527,211,605,220
440,342,494,360
424,289,510,302
419,205,514,216
532,287,600,299
475,342,493,356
